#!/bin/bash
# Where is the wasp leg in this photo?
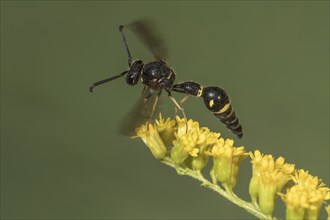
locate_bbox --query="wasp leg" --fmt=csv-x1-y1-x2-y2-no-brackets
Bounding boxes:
141,88,162,131
142,86,155,116
89,70,128,93
167,92,188,133
180,95,190,105
149,90,162,123
142,86,152,104
141,85,147,95
141,87,152,126
174,95,189,117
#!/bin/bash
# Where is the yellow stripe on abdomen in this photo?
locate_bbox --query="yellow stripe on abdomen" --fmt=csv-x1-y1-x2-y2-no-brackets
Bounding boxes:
215,102,231,114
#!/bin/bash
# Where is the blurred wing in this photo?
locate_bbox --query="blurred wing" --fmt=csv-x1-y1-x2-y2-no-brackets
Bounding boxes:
118,87,162,136
129,19,167,60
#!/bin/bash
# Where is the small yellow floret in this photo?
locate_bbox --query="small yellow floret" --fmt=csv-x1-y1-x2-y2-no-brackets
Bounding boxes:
207,138,248,189
135,122,167,159
281,169,330,220
171,116,220,170
249,150,294,215
154,113,177,147
326,205,330,220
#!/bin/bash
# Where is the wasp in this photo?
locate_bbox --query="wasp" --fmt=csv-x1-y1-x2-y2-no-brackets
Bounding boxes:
89,20,243,139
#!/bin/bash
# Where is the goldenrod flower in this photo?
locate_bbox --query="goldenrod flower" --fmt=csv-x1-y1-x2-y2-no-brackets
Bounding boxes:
154,114,177,148
135,122,167,159
249,150,295,215
207,138,248,190
170,116,220,170
133,114,329,220
281,169,330,220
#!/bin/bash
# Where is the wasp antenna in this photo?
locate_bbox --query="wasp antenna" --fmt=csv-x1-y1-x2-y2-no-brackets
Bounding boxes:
119,25,133,66
89,84,96,93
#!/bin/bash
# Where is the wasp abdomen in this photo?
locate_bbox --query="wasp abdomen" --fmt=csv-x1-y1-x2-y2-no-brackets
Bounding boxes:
201,87,243,139
215,104,243,139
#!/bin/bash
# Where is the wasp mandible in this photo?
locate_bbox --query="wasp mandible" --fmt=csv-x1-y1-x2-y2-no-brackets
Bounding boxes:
89,20,243,139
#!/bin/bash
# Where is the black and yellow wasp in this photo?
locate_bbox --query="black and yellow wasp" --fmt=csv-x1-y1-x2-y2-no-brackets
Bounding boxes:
90,20,243,139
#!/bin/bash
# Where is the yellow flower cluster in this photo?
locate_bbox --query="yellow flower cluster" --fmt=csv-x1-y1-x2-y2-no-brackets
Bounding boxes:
135,114,247,190
207,138,248,190
135,114,329,219
280,169,330,220
249,150,295,215
171,116,221,170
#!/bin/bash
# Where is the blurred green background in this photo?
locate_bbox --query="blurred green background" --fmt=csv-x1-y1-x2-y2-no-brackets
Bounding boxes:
1,1,329,219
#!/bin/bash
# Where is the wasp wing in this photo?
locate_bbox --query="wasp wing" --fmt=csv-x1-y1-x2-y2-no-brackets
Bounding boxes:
118,87,162,136
129,19,167,60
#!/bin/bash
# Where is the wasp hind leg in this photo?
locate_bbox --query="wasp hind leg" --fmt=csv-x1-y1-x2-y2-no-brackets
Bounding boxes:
150,90,162,122
141,87,162,130
167,92,188,133
173,95,189,117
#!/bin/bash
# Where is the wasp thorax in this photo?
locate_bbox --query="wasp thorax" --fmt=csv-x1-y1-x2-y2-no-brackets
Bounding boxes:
141,61,175,90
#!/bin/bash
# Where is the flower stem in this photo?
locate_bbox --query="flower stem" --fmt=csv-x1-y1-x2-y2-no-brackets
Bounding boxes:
161,157,277,220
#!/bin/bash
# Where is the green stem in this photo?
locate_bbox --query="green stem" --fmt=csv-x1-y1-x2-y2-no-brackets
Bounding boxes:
161,157,277,220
